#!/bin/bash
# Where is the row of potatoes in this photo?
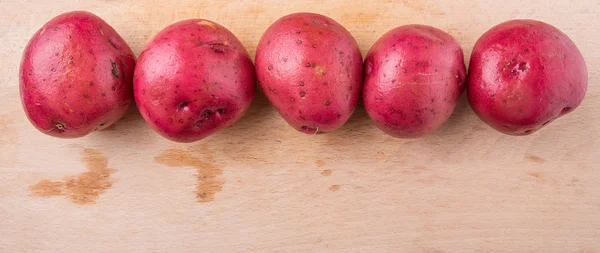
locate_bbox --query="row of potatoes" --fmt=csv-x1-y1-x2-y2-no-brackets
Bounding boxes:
20,11,587,142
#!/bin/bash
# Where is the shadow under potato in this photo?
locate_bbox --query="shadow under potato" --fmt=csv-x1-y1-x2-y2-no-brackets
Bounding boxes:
324,105,378,139
88,102,160,146
108,104,145,131
215,90,278,138
88,88,477,160
211,91,384,164
428,93,474,137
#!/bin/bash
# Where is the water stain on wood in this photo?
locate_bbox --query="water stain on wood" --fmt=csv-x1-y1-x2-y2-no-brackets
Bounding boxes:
155,148,223,203
315,160,326,167
29,149,114,204
321,169,332,176
329,185,341,192
524,154,546,164
527,171,545,184
526,171,561,187
29,180,63,197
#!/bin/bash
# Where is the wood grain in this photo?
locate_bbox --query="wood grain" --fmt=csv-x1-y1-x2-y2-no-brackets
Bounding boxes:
0,0,599,252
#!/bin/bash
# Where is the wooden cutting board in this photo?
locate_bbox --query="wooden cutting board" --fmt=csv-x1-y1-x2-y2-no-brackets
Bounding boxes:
1,0,599,252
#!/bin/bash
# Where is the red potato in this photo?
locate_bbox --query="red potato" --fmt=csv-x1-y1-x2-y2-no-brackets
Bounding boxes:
19,11,135,138
468,19,587,135
134,19,255,142
255,13,362,134
363,25,466,138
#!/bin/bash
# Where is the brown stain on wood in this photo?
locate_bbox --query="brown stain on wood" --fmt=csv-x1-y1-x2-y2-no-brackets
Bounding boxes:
527,171,545,184
315,160,326,167
329,185,341,192
29,180,63,197
321,169,332,176
29,149,114,204
155,148,223,203
525,171,561,187
525,154,546,164
579,248,598,253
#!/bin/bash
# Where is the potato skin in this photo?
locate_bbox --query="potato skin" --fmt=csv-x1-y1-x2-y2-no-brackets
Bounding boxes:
255,13,362,134
19,11,135,138
363,25,466,138
467,19,587,135
134,19,255,143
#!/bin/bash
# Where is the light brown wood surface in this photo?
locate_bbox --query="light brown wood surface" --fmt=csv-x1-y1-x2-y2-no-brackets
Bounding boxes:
1,0,599,252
